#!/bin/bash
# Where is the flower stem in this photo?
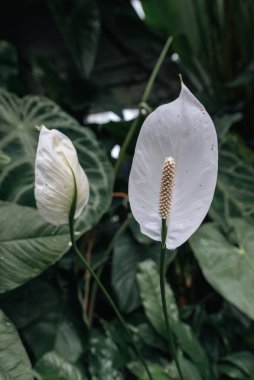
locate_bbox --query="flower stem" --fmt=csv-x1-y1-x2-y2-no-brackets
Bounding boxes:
69,219,153,380
160,219,184,380
114,35,173,177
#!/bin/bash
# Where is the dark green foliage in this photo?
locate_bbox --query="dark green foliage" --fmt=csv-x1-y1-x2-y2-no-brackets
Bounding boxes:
0,1,254,379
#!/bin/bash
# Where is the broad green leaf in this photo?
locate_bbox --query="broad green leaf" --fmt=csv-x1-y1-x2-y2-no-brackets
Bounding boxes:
88,330,124,380
0,202,70,293
0,309,33,379
112,230,159,313
47,0,100,78
0,277,87,362
128,361,172,380
219,351,254,378
218,363,247,379
210,135,254,225
34,352,86,380
213,113,242,140
128,357,202,380
190,219,254,320
137,260,178,337
137,260,210,379
178,355,202,380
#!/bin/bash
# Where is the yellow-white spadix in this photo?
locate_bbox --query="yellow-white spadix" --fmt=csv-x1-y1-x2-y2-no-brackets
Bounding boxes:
128,83,218,250
35,126,89,225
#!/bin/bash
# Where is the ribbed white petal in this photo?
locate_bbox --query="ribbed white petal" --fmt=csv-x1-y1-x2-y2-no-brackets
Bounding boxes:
128,83,218,249
35,126,89,225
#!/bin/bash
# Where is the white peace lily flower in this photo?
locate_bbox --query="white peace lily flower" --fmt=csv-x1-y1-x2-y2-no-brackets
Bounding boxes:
35,126,89,225
129,83,218,250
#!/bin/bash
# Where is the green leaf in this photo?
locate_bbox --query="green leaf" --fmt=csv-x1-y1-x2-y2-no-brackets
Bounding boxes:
178,355,202,380
213,113,242,140
137,260,179,337
137,260,210,379
34,352,86,380
112,230,159,313
47,0,100,78
219,351,254,378
128,361,172,380
0,202,70,293
218,363,247,379
88,330,124,380
0,309,33,379
190,219,254,320
210,135,254,226
0,277,87,362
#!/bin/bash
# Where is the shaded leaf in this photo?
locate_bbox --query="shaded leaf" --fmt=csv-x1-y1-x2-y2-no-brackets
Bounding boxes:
0,202,70,293
88,330,124,380
128,361,172,380
0,309,33,379
47,0,100,78
137,260,210,379
34,351,86,380
112,230,159,313
190,219,254,320
210,135,254,225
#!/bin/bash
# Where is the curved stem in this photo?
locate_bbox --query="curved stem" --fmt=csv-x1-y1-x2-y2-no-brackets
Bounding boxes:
160,219,184,380
69,216,153,380
114,36,173,177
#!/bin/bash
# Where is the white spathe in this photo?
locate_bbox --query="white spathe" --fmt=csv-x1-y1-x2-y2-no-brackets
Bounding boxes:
128,83,218,250
35,126,89,225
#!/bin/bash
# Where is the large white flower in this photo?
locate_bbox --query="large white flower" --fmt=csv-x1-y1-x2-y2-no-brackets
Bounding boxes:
128,83,218,250
35,126,89,225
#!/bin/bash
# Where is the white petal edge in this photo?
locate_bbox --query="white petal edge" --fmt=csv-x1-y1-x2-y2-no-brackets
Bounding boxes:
35,126,89,225
128,83,218,249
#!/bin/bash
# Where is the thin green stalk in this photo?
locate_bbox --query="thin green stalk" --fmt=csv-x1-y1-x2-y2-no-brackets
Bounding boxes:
69,184,153,380
160,219,184,380
69,219,153,380
114,36,173,177
88,215,131,325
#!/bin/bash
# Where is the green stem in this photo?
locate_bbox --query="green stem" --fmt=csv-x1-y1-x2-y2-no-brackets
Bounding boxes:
160,219,184,380
69,187,153,380
88,215,131,325
114,36,173,177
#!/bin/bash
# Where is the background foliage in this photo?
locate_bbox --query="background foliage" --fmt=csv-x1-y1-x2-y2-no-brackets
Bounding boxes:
0,0,254,379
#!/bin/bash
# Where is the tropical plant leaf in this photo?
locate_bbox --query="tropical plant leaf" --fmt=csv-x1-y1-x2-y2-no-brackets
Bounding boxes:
0,277,87,361
190,219,254,321
47,0,100,78
0,202,70,293
137,260,210,379
0,309,33,379
128,361,172,380
0,88,113,240
112,230,159,313
88,330,124,380
34,351,86,380
210,134,254,227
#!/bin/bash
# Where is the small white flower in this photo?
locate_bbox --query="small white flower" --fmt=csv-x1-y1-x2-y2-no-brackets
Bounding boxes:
35,126,89,225
128,83,218,250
